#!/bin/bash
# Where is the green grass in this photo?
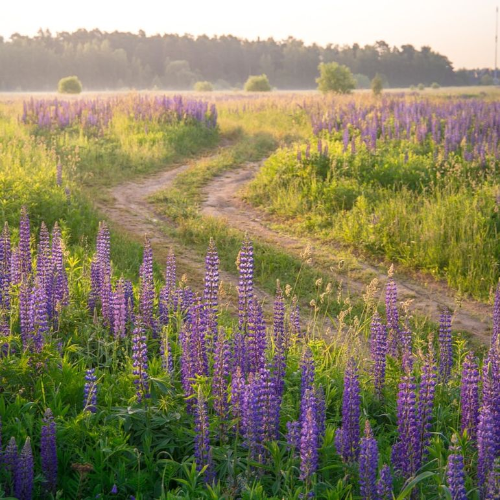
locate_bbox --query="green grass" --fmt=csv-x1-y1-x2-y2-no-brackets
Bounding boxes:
247,130,500,300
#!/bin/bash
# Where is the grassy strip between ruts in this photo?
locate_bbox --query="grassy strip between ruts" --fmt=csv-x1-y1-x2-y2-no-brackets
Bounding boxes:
149,131,442,340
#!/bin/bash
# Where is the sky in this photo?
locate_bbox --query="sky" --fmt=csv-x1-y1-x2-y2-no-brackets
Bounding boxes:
1,0,498,69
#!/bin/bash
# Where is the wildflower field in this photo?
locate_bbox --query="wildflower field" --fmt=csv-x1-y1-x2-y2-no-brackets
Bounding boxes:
0,91,499,500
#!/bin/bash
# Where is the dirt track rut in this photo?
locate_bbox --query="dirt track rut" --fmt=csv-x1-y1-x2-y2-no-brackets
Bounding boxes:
201,162,493,343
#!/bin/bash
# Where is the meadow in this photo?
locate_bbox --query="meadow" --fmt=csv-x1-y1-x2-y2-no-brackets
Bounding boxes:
0,91,499,500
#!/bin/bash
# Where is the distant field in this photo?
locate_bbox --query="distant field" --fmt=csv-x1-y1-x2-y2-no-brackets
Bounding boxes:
0,91,499,499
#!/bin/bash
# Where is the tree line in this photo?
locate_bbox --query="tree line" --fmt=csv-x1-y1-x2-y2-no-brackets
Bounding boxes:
0,29,491,91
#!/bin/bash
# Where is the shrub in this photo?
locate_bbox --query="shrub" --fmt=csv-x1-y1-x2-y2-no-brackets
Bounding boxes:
244,74,272,92
316,62,356,94
371,74,384,96
58,76,83,94
194,81,214,92
417,83,425,91
409,85,417,91
431,82,440,89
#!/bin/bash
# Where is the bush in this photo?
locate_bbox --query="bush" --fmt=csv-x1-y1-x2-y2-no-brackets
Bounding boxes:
194,81,214,92
431,82,440,89
316,62,355,94
371,74,384,96
58,76,83,94
244,74,272,92
417,83,425,91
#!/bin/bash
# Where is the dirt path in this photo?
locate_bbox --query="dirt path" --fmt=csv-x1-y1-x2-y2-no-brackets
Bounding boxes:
95,155,274,317
201,162,494,343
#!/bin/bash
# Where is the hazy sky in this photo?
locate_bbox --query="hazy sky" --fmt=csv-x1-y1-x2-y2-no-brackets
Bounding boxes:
1,0,498,68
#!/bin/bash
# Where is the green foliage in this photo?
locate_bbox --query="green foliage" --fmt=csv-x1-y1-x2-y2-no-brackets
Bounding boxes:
431,82,441,89
371,73,384,96
417,83,426,91
58,76,82,94
248,129,500,299
193,80,214,92
244,74,272,92
316,62,356,94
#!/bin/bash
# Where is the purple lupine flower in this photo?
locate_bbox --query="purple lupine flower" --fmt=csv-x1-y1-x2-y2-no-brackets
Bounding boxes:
230,366,245,432
392,371,419,478
233,330,247,375
124,280,135,324
237,237,254,333
18,206,32,281
416,350,437,465
203,239,219,349
213,327,230,421
460,352,480,441
377,465,393,500
165,249,176,299
242,372,264,460
286,420,301,450
96,222,110,275
29,284,49,352
370,312,388,397
139,238,155,333
186,301,209,382
194,390,214,483
446,437,468,500
112,279,126,338
41,408,58,493
385,278,400,356
35,222,51,289
478,402,498,490
51,223,69,311
273,284,287,400
359,421,379,500
299,388,319,481
132,323,149,402
247,297,267,374
14,437,34,500
485,460,500,500
4,436,18,495
257,365,280,444
439,309,453,380
0,223,12,340
110,484,118,494
19,280,31,349
84,368,97,412
335,358,361,463
492,284,500,347
0,222,12,311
